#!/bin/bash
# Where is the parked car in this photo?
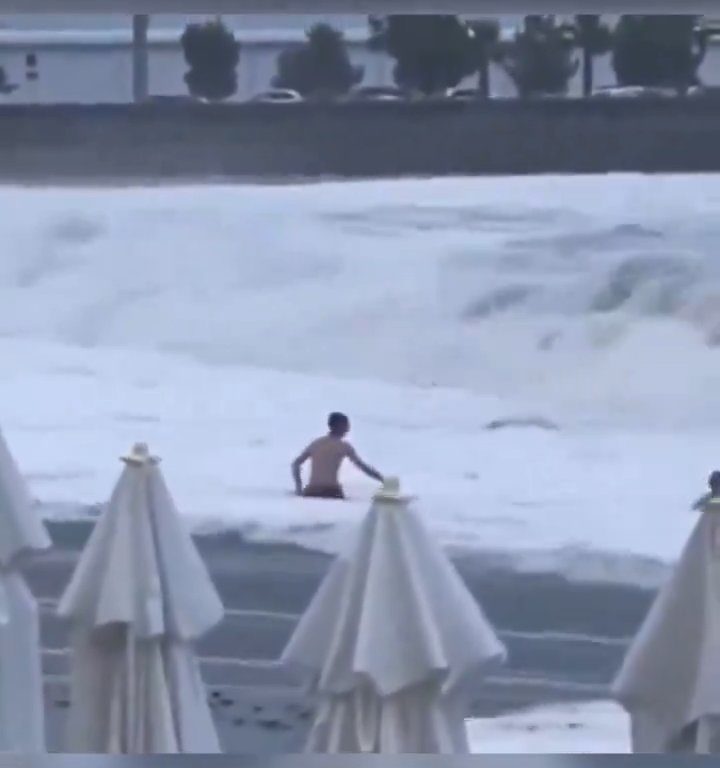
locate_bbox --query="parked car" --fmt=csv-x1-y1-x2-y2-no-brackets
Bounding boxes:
591,86,678,99
445,87,485,101
345,86,407,102
250,89,303,104
685,85,720,98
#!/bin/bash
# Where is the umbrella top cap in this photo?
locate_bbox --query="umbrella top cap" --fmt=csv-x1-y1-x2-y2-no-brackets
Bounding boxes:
373,476,413,504
120,442,160,466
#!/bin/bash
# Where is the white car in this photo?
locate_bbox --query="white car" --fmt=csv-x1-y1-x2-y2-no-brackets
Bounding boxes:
345,86,406,102
250,89,303,104
592,86,678,99
446,87,477,100
445,87,499,101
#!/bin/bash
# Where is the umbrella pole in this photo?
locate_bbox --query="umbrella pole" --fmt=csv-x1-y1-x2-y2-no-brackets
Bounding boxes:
125,625,136,753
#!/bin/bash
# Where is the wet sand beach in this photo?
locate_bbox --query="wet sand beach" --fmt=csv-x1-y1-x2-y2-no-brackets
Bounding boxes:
35,521,654,753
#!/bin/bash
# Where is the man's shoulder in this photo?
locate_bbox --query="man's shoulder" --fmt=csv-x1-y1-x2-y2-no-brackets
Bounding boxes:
317,436,354,453
309,435,339,449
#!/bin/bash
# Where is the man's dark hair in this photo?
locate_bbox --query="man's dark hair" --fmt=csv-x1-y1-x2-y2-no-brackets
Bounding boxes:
328,412,349,433
709,471,720,494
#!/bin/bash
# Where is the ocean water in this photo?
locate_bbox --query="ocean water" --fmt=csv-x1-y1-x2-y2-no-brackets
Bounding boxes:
1,174,718,585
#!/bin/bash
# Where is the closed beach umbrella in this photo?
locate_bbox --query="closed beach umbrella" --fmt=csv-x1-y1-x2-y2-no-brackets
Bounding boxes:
57,443,224,754
0,427,50,753
281,477,506,754
613,497,720,753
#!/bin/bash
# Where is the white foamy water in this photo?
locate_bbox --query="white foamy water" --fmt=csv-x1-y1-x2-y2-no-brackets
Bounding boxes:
2,175,718,584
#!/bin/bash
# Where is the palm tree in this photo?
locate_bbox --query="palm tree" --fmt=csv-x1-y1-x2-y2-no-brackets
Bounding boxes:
467,19,501,98
367,15,479,96
612,15,707,93
573,15,612,97
493,16,578,99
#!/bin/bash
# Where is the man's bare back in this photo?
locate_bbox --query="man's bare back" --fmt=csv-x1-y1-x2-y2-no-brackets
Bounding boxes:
292,412,383,499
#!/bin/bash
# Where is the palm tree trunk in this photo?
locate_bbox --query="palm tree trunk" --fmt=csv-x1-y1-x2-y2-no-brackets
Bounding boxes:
582,47,593,97
132,14,150,103
478,58,491,98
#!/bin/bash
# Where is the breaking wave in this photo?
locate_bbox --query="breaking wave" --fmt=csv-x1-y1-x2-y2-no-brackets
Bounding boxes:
3,174,720,428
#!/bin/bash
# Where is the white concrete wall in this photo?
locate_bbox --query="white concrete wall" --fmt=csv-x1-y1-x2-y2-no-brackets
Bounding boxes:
1,46,133,103
0,37,395,103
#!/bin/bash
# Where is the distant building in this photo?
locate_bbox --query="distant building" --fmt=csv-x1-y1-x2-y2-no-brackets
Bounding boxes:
1,14,720,104
0,14,522,103
0,26,396,103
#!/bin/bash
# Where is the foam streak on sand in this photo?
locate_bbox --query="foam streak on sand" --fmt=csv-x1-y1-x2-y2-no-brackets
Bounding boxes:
1,175,720,585
467,701,630,753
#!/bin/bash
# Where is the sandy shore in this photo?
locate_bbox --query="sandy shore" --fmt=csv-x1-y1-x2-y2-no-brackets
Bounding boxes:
33,521,654,753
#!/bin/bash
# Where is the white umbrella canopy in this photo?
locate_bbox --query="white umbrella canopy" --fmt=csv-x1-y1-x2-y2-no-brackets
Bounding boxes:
281,477,507,754
0,427,51,753
57,442,224,754
613,498,720,753
0,427,50,567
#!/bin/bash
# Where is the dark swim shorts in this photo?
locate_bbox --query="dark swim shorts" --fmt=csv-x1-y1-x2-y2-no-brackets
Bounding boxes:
302,485,345,500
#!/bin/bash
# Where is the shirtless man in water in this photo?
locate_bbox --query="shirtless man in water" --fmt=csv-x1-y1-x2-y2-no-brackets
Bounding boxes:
291,412,384,499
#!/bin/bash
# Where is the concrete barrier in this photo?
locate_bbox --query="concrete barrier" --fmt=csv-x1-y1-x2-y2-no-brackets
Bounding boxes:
3,97,720,179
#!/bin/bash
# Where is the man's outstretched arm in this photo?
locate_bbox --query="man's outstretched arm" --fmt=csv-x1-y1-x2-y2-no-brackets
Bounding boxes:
291,445,312,495
346,446,384,483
